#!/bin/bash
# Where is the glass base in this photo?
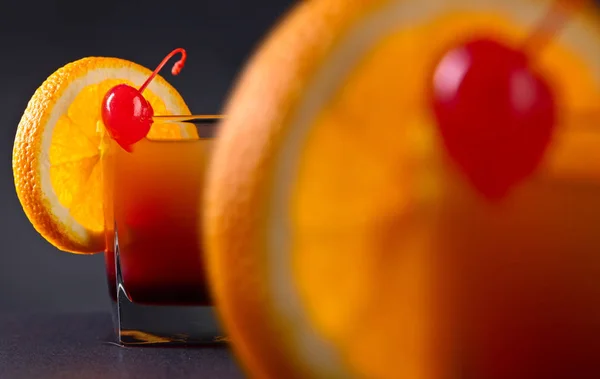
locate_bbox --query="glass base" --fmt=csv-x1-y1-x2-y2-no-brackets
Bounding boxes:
111,293,227,346
109,233,227,346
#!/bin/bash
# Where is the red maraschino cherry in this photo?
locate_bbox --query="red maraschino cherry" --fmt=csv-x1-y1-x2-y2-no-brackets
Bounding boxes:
430,38,556,199
102,48,186,152
429,0,579,200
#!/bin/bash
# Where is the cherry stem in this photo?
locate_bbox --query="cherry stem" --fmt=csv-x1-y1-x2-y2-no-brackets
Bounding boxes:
522,0,585,54
138,48,187,94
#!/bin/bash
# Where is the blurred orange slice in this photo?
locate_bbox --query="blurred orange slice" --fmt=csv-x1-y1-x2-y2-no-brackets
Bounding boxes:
205,0,600,378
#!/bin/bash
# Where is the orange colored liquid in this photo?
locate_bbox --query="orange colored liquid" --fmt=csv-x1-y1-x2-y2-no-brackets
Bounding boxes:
104,137,211,306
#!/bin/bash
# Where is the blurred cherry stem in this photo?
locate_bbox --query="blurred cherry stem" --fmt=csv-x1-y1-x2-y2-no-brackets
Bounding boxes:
522,0,585,54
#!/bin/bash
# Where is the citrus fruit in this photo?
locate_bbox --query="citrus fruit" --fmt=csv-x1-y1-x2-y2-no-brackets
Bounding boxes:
13,57,192,254
204,0,600,377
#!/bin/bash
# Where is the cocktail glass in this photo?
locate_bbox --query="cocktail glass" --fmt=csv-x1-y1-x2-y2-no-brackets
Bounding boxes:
102,115,224,346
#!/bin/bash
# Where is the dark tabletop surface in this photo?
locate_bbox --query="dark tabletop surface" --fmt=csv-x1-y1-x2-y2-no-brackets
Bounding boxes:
0,312,246,379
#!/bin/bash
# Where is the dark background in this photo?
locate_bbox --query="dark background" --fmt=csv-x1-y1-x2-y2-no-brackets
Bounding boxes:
0,0,295,313
1,1,600,314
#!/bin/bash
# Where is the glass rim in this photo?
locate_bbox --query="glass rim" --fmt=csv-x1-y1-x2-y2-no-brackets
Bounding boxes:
153,114,224,122
149,114,223,141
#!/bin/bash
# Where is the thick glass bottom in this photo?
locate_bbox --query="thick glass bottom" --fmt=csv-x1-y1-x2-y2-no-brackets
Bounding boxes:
111,294,227,346
107,237,227,346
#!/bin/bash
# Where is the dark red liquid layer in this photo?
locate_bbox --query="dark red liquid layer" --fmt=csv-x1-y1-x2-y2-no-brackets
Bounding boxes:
103,137,213,306
104,247,212,306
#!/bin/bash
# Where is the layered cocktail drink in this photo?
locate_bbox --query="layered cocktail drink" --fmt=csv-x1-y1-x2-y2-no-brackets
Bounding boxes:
103,116,222,345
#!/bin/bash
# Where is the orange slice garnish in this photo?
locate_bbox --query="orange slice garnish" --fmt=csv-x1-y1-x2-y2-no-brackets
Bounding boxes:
13,57,192,253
